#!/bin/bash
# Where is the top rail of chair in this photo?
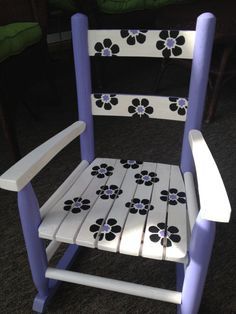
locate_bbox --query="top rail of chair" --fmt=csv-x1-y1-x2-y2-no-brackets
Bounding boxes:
88,29,196,59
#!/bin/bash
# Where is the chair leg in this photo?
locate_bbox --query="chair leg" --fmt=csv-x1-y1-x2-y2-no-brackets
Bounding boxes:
177,215,216,314
33,244,80,313
18,184,81,313
176,262,185,292
17,184,49,312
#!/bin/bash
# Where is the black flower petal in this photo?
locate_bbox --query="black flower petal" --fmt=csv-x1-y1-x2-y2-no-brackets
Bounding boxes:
111,225,122,233
156,40,165,50
149,226,159,233
105,232,116,241
127,36,136,45
104,38,112,48
170,103,178,112
169,234,181,243
168,226,179,233
150,234,160,242
94,42,103,52
136,33,146,43
177,107,186,115
176,35,185,45
90,224,100,232
172,46,182,56
159,30,168,40
162,47,171,58
111,44,120,54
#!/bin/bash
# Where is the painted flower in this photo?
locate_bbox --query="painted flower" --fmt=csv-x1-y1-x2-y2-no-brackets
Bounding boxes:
128,98,153,118
135,170,159,186
94,94,118,110
94,38,119,57
169,97,188,116
91,164,114,178
160,188,186,205
120,29,148,45
125,198,154,215
120,159,143,169
63,197,90,214
96,185,123,200
149,222,181,247
89,218,121,241
156,30,185,58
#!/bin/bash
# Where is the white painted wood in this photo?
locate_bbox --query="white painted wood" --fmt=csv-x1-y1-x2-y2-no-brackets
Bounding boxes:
46,240,61,262
76,160,126,248
184,172,199,232
119,162,157,256
40,160,89,218
46,267,182,304
0,121,86,192
88,30,195,59
189,130,231,222
55,158,117,243
165,166,187,262
98,162,144,252
91,94,188,122
142,163,171,260
39,158,114,240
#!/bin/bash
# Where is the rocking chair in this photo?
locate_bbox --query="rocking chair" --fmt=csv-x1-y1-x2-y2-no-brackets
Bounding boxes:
0,12,231,314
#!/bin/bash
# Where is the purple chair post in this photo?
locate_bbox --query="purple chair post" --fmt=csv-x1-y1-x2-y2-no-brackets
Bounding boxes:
18,184,81,313
181,13,216,174
179,13,216,313
17,183,49,311
179,215,216,314
71,13,95,163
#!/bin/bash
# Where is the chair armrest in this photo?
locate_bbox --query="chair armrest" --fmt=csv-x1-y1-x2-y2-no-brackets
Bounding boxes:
189,130,231,222
0,121,86,192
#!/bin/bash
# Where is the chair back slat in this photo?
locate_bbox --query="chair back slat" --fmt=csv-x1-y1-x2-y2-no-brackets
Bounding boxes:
88,30,195,59
91,94,188,122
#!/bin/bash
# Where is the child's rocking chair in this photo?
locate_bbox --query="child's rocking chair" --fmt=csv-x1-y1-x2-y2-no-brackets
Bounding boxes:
0,12,231,314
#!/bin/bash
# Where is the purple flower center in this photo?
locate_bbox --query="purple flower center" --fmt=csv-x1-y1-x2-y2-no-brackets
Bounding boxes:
103,224,110,233
169,194,177,201
166,38,176,49
105,189,113,195
159,230,165,237
134,203,144,209
99,168,107,174
143,175,151,182
102,94,110,102
74,201,81,208
137,105,145,114
102,48,111,56
128,160,136,165
129,29,139,35
178,99,186,108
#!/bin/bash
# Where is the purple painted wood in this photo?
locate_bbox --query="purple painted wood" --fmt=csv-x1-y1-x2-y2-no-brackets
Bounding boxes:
181,13,216,173
17,184,49,297
176,262,185,292
178,214,216,314
71,14,95,163
33,244,80,313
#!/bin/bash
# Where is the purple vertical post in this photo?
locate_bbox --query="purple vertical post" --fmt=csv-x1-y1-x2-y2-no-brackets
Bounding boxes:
178,215,216,314
71,13,95,163
181,13,216,173
17,184,49,297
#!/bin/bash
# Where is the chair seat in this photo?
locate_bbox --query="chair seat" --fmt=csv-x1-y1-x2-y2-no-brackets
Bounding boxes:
39,158,188,263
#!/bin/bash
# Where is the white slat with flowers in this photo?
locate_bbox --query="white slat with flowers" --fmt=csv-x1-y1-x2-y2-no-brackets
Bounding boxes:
88,30,195,59
91,94,188,122
38,158,188,263
38,158,116,240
